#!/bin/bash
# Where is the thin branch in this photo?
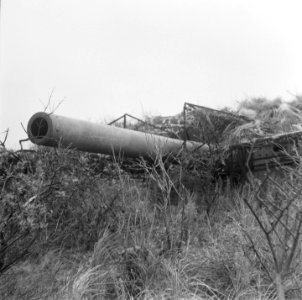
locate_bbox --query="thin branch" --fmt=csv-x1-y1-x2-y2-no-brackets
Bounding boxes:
243,197,279,271
20,122,27,134
272,189,302,233
285,213,302,273
0,128,9,147
51,97,65,114
243,229,273,281
19,138,30,151
42,88,55,112
256,197,296,238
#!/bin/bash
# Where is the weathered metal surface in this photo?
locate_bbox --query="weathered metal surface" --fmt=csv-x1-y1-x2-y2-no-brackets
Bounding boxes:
27,112,208,158
227,131,302,179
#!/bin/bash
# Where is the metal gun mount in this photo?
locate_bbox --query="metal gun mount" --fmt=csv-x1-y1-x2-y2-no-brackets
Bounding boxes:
27,112,302,178
227,131,302,179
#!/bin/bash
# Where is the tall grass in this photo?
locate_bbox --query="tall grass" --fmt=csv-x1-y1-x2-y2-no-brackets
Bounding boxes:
1,144,301,299
1,97,302,299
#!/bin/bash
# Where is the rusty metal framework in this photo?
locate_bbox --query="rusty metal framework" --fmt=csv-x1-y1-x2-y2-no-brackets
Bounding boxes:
107,113,178,138
183,102,251,124
107,113,153,128
107,103,252,143
181,102,251,143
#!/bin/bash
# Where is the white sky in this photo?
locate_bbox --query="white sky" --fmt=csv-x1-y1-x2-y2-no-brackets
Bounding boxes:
1,0,302,149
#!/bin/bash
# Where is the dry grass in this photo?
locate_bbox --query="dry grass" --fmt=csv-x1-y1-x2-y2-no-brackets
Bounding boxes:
1,97,302,299
1,177,293,299
227,97,302,145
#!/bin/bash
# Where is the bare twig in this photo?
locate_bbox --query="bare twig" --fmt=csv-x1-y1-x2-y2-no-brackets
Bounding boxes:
243,229,273,281
0,128,9,148
243,197,279,271
20,122,27,134
40,89,65,114
41,88,55,112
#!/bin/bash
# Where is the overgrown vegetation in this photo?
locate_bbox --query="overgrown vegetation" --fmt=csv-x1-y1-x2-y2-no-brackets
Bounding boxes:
1,97,302,299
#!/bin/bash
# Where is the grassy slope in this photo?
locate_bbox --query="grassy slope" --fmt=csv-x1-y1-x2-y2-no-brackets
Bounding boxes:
1,147,301,300
1,97,302,299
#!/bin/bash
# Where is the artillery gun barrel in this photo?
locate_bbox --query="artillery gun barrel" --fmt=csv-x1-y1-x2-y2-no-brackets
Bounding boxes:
27,112,207,157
